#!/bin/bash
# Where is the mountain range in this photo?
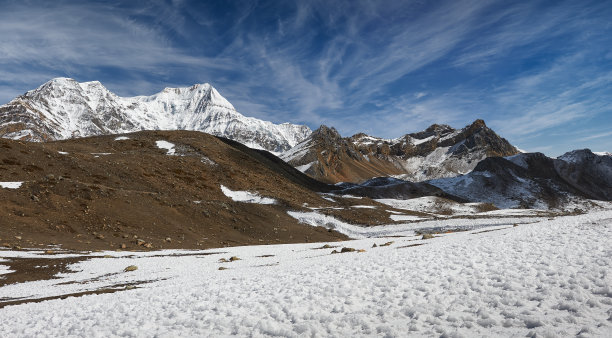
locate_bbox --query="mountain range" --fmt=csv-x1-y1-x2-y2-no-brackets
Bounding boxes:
0,78,310,153
280,119,519,183
1,78,610,214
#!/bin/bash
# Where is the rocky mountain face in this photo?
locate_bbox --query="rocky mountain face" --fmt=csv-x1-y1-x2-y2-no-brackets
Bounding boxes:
555,149,612,201
0,78,311,153
280,119,519,183
333,177,466,202
424,150,612,209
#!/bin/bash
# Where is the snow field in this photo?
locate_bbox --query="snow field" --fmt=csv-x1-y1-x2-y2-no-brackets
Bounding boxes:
220,185,276,204
0,211,611,337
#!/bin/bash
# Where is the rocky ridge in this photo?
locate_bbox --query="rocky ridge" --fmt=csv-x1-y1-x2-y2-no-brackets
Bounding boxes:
281,119,519,183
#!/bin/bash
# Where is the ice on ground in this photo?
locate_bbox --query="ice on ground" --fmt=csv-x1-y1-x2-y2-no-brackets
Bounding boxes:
0,263,13,277
376,196,483,215
155,140,176,155
220,185,276,204
477,209,548,216
1,211,611,337
351,205,376,209
339,194,363,199
287,210,539,238
389,214,425,221
0,182,23,189
57,151,69,155
114,136,130,141
319,194,336,202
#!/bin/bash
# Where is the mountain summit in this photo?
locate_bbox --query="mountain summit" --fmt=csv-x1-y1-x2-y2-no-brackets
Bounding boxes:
281,119,519,183
0,78,311,153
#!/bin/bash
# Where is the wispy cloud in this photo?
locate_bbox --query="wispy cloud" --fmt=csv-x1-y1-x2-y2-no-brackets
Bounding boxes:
578,130,612,142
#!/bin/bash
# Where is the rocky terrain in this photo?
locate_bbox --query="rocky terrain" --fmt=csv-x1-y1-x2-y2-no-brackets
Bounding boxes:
427,150,612,209
281,119,518,183
0,78,311,153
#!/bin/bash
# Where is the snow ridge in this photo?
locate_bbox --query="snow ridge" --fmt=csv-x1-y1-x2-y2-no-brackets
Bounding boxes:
0,78,311,153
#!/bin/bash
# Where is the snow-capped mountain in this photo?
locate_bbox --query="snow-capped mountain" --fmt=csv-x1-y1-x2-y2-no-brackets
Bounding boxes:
425,150,612,209
280,119,518,183
0,78,311,153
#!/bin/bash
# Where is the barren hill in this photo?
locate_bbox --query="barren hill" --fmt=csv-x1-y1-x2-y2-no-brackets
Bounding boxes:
0,130,348,250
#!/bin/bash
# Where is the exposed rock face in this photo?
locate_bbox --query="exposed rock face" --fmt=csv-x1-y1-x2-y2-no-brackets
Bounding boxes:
555,149,612,201
281,119,519,183
0,78,311,153
426,150,612,209
333,177,466,202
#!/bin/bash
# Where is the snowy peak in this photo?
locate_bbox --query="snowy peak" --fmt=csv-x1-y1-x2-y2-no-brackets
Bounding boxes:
557,148,610,164
0,78,311,153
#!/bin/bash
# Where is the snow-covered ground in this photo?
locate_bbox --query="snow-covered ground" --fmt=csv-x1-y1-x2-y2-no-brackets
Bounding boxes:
1,209,611,337
0,181,23,189
221,185,276,204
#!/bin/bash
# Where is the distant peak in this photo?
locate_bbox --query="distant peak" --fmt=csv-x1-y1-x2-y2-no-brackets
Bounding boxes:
162,83,212,92
423,123,453,133
43,77,78,87
81,80,102,85
470,119,486,128
312,125,342,140
49,77,76,83
315,125,338,133
350,132,371,139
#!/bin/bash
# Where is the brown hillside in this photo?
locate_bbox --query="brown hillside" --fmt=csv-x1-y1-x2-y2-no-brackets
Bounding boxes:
0,131,349,251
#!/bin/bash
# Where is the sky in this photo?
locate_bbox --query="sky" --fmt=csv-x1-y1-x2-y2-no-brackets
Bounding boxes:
0,0,611,156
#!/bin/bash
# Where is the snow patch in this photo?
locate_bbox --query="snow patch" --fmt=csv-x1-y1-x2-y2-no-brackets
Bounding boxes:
296,161,316,173
0,182,23,189
411,135,434,145
389,214,425,221
155,140,176,155
220,185,276,204
114,136,130,141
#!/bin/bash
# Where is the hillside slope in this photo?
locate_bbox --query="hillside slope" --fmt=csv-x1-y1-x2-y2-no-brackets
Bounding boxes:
0,130,346,250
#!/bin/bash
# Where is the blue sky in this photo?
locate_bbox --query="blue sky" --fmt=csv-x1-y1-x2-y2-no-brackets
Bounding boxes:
0,0,611,155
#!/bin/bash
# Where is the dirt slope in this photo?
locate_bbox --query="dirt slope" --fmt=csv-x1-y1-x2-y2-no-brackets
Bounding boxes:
0,131,348,250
